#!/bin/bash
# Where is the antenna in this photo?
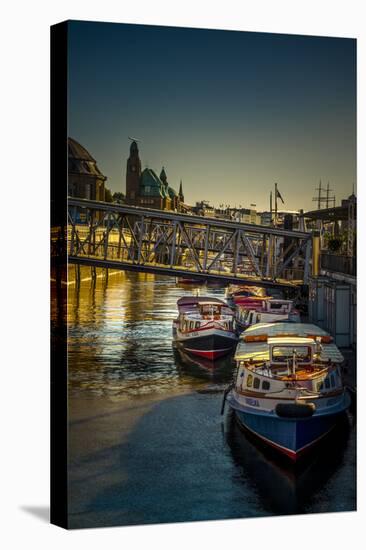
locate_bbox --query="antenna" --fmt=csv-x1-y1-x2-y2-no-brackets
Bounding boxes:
325,182,335,209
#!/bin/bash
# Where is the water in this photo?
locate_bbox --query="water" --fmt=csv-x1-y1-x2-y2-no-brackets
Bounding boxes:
65,268,356,529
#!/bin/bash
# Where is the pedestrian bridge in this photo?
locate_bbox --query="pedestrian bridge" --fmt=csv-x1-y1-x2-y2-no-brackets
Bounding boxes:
61,198,313,289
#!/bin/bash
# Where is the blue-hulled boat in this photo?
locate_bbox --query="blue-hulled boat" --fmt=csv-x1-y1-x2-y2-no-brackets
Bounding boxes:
225,322,350,461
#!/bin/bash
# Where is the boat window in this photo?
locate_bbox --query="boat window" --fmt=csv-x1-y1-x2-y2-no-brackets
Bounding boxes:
272,346,311,363
269,302,287,310
324,377,330,389
253,377,260,389
262,380,270,391
256,314,261,323
330,374,335,388
247,374,253,388
316,381,324,392
195,322,200,329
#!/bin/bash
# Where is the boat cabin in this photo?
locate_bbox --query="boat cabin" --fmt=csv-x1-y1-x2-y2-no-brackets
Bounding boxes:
234,322,344,392
236,299,299,328
198,302,224,318
178,300,235,333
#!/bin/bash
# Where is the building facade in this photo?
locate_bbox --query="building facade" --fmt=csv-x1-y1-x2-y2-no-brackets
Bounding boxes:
68,137,106,201
125,140,184,211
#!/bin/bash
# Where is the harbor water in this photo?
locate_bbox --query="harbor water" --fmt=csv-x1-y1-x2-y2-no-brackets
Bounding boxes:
66,269,356,529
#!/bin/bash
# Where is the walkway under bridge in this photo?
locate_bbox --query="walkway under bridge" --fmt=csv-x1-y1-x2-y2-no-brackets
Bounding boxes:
64,198,313,290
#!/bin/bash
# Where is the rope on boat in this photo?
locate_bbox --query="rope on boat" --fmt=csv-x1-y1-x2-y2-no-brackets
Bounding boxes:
221,384,233,415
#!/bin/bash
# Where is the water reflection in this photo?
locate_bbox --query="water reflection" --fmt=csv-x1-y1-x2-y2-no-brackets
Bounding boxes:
174,346,234,383
224,409,355,514
67,268,231,398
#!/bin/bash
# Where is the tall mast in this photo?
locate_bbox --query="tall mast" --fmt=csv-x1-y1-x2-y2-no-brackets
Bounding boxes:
318,180,322,209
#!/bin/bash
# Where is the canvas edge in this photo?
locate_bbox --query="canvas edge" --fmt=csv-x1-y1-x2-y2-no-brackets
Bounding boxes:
50,20,69,529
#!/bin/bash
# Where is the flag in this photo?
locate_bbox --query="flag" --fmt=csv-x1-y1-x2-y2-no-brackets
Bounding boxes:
276,187,285,204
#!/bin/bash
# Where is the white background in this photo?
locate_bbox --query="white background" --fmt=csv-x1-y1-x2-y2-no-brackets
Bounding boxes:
0,1,364,548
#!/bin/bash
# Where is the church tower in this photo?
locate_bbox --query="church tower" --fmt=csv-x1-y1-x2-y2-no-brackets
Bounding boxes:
179,180,184,203
159,167,168,188
126,140,141,204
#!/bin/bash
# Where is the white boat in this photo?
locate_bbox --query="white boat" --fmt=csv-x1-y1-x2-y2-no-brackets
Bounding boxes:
173,297,237,360
225,322,350,461
235,298,300,332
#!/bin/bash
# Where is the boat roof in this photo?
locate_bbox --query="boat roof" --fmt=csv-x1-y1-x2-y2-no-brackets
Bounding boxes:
267,336,314,345
242,322,328,337
234,296,267,304
177,296,229,313
229,285,266,297
235,323,344,363
177,296,226,307
235,340,343,363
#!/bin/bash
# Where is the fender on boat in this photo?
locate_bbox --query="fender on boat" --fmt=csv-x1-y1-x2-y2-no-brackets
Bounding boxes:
275,402,315,418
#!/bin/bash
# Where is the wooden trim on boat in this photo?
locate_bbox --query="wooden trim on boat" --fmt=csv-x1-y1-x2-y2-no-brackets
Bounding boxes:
235,388,344,400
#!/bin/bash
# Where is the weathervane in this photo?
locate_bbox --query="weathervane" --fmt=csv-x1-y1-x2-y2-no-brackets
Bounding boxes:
128,136,140,142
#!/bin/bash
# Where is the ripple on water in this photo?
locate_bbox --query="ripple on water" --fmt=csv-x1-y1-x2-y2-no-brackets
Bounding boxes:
66,270,232,398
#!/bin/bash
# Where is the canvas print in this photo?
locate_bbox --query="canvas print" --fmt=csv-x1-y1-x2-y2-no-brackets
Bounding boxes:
51,21,356,529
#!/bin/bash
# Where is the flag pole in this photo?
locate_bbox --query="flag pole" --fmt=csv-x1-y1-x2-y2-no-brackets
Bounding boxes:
274,182,278,227
270,190,273,225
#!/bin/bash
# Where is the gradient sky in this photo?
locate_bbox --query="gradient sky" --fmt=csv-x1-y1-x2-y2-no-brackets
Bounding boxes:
68,21,356,211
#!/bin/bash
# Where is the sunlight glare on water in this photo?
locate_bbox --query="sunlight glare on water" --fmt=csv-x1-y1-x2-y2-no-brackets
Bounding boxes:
67,268,233,398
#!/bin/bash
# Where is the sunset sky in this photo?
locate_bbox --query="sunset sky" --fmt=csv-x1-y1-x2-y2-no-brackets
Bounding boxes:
68,21,356,211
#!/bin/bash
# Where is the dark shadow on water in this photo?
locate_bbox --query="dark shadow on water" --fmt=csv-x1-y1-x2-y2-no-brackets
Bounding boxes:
223,408,356,516
20,506,49,523
68,390,356,529
68,392,266,528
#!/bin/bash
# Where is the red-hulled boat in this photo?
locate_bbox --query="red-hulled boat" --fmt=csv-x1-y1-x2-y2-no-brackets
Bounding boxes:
173,297,237,360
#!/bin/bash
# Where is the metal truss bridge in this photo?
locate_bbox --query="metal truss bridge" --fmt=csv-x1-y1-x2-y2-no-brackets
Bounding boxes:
62,198,313,289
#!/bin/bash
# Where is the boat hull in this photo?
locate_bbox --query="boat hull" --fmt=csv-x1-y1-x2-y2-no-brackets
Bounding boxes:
176,330,237,360
234,407,348,461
